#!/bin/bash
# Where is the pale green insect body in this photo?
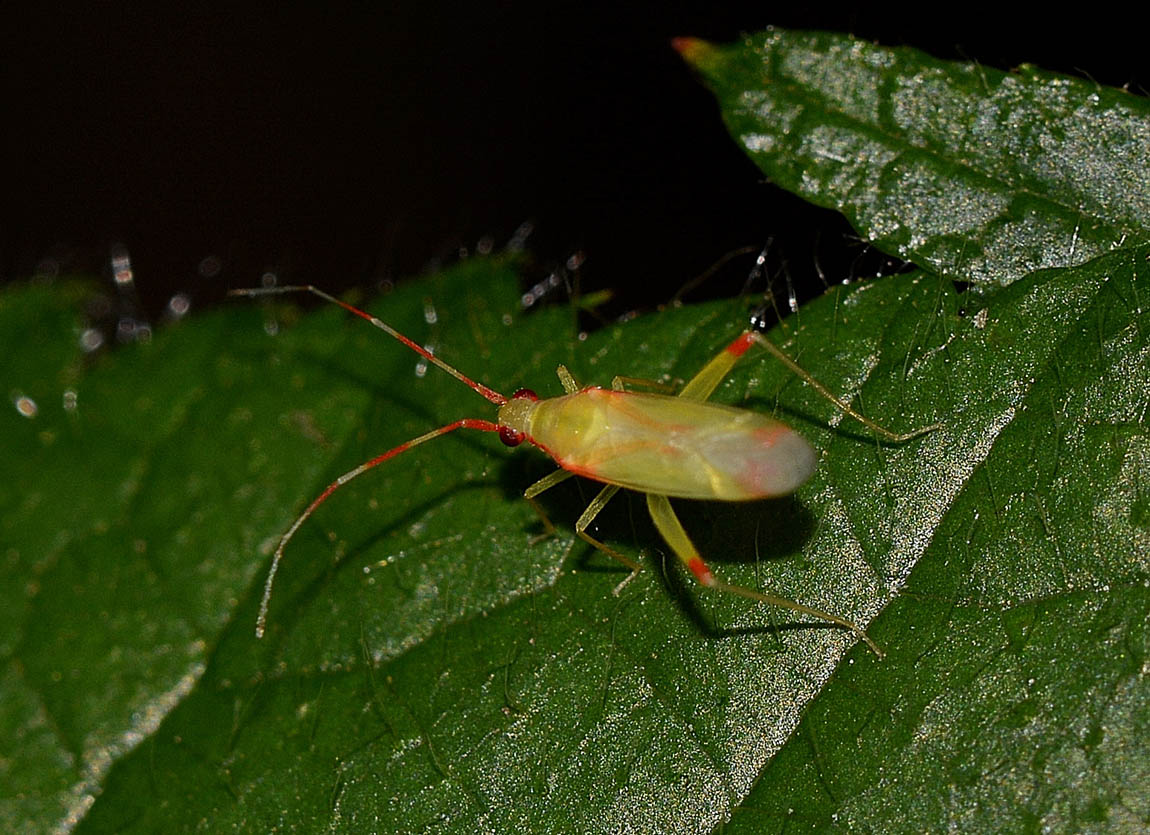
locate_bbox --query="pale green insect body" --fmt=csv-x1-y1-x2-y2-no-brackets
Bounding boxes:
512,388,816,501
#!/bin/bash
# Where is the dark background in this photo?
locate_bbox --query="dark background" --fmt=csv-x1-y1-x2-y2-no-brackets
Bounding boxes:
4,5,1144,330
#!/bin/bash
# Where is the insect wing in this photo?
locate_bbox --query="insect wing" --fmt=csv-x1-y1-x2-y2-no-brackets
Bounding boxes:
529,390,815,501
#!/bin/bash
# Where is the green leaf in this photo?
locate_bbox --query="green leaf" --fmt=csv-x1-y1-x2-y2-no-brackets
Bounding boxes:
679,31,1150,286
6,27,1148,835
729,250,1150,833
5,245,1147,832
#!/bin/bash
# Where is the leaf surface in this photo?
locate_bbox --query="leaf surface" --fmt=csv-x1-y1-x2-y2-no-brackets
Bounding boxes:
3,27,1148,835
680,30,1150,286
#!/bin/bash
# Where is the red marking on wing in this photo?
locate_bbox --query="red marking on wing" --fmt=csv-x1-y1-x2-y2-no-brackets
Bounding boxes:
595,389,697,434
734,425,789,487
732,424,814,497
536,434,681,483
524,389,696,484
525,435,600,479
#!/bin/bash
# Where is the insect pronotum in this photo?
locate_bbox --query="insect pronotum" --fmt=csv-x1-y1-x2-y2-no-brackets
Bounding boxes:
232,285,939,656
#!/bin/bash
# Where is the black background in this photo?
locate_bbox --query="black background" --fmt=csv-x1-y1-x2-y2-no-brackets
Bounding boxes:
4,4,1144,325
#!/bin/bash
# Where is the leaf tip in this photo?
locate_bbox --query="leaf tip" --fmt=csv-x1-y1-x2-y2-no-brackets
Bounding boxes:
671,36,716,68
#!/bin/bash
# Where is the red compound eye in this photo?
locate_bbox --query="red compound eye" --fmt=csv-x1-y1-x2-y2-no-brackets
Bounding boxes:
512,388,538,401
499,426,525,447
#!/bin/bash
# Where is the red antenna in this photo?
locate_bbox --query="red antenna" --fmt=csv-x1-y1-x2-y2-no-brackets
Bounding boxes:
229,285,509,636
229,285,507,406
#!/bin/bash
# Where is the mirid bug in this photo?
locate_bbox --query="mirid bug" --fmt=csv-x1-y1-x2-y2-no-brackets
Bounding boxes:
232,285,939,656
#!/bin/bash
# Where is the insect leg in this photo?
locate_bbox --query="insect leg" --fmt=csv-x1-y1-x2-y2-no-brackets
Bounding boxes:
523,468,576,543
524,468,576,499
676,331,753,400
609,375,679,393
677,326,939,441
573,484,642,592
750,334,940,442
645,493,884,657
525,469,640,590
558,365,676,395
556,365,580,394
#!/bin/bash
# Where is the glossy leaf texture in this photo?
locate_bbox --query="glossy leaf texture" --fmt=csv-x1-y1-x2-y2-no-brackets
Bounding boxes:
3,243,1146,832
2,26,1147,834
679,30,1150,286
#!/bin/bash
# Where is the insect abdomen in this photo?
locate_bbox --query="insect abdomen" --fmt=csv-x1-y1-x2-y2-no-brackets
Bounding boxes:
527,390,815,501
